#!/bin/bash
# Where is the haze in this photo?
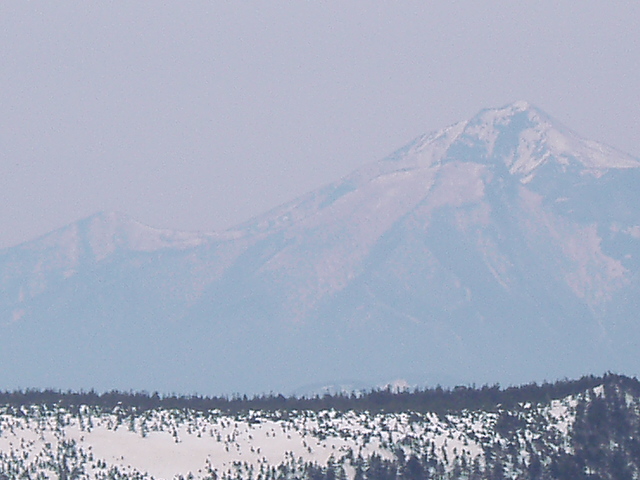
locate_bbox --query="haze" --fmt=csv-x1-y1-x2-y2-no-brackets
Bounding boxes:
1,2,639,250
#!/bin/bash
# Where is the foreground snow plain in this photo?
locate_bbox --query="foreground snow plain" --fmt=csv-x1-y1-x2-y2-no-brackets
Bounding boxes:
0,392,579,479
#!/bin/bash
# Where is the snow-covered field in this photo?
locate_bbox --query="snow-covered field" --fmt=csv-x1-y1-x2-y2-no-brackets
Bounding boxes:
0,391,581,480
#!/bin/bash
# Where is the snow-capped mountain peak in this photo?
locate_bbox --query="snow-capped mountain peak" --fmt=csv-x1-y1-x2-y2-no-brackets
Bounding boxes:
382,101,640,182
465,101,640,177
2,102,640,396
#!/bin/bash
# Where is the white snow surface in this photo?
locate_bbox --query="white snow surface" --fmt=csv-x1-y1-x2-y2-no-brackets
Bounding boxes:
0,390,587,480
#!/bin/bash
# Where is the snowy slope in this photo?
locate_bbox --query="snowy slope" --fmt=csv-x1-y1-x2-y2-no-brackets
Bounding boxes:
0,375,638,480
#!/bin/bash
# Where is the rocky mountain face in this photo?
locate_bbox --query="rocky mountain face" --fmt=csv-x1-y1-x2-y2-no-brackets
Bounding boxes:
2,101,640,395
0,374,638,480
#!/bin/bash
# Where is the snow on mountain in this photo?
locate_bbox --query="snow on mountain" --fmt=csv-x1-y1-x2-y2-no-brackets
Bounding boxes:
14,210,213,260
455,101,639,176
0,211,217,322
221,101,640,321
2,101,640,395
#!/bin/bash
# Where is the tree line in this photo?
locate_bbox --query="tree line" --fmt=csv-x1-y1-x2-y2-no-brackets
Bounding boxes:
0,373,624,415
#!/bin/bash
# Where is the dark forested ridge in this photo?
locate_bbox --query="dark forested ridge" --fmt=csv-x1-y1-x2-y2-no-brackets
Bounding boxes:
0,374,638,479
0,373,610,414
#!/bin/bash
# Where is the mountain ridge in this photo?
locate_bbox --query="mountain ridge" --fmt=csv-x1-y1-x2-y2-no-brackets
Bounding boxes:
2,101,640,395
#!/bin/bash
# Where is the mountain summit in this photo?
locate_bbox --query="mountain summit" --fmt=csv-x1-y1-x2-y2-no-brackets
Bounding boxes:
2,102,640,395
416,100,639,177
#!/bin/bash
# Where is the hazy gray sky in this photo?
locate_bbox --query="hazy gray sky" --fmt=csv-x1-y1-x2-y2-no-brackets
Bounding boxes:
1,2,639,249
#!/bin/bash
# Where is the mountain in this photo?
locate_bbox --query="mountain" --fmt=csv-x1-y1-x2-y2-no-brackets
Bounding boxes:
2,101,640,395
0,374,638,480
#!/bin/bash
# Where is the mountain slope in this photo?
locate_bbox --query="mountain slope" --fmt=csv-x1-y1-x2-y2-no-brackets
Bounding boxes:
2,102,640,394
